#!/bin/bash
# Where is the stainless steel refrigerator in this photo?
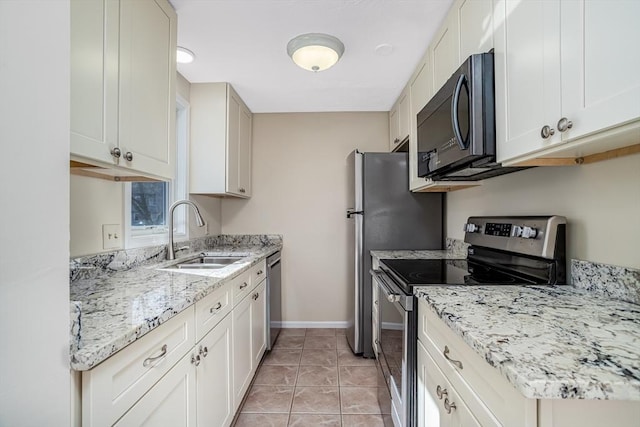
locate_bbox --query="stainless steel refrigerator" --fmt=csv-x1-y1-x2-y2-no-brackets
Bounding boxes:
346,150,443,357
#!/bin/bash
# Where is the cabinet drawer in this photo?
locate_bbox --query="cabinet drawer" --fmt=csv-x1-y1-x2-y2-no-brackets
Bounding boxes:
419,340,494,427
418,299,536,426
82,306,195,427
251,260,266,284
232,270,253,306
195,284,232,342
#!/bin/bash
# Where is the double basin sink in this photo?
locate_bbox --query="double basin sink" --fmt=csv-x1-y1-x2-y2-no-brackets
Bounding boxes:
173,254,247,270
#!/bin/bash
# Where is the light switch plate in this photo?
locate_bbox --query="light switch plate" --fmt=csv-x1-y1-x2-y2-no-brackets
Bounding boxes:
102,224,122,250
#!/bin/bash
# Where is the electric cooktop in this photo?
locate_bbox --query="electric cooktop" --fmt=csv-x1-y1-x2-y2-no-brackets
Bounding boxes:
380,258,541,292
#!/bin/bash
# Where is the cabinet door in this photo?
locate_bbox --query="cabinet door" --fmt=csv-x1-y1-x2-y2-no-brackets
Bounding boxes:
238,103,252,197
251,281,267,367
398,91,410,145
232,292,253,411
494,0,562,163
227,91,241,196
197,314,234,427
389,104,400,151
430,11,460,93
560,0,640,141
119,0,176,179
456,0,493,60
70,0,119,165
114,352,196,427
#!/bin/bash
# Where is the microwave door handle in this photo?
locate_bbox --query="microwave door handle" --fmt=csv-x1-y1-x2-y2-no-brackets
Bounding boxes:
451,74,468,150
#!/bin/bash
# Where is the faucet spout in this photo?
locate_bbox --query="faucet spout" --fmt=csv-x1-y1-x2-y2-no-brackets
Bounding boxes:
167,199,206,260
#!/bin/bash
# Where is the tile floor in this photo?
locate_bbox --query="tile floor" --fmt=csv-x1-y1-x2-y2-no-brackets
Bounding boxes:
233,328,391,427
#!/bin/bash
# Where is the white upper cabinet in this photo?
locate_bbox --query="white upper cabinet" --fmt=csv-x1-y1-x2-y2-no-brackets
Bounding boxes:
457,0,494,60
389,88,410,151
560,0,640,142
495,0,640,165
190,83,253,198
430,11,460,93
71,0,177,180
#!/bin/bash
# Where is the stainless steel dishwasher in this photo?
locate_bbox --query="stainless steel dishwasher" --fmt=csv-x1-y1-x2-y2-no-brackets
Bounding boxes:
266,251,282,350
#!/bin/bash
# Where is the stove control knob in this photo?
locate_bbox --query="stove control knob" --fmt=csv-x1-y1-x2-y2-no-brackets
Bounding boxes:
463,223,480,233
521,226,538,239
511,225,523,237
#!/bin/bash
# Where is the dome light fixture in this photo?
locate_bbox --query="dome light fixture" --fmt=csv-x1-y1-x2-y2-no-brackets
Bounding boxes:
176,46,196,64
287,33,345,72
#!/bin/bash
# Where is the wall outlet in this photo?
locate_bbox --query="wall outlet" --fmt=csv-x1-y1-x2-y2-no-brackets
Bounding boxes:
102,224,122,250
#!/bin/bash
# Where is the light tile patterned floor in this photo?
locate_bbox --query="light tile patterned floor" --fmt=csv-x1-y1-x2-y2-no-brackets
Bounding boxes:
233,328,391,427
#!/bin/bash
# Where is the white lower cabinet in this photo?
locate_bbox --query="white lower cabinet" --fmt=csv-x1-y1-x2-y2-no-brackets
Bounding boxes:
233,278,267,411
196,313,233,427
114,351,197,427
417,300,640,427
80,260,271,427
232,287,254,411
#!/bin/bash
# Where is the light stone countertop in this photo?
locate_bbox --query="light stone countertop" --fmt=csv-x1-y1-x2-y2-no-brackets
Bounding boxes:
70,236,281,370
371,248,640,400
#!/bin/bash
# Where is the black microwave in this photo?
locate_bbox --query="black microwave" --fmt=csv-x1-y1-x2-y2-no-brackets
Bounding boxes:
417,52,526,181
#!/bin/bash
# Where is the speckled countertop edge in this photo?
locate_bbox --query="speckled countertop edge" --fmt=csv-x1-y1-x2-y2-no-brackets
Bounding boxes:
70,242,281,370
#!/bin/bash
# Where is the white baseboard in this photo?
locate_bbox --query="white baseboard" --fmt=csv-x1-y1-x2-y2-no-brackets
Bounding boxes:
275,321,350,329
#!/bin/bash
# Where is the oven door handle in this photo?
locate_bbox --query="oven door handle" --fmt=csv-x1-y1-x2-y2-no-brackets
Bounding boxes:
371,270,403,303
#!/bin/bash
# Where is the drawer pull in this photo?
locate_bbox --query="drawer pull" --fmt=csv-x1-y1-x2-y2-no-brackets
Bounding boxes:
143,344,167,367
436,385,448,400
210,302,223,313
240,282,248,290
443,345,463,369
256,269,263,275
444,397,457,414
252,292,259,301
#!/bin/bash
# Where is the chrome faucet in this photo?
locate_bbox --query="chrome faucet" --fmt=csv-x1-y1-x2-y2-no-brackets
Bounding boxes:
167,200,206,260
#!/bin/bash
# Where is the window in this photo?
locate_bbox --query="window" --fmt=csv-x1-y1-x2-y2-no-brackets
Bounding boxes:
124,96,189,248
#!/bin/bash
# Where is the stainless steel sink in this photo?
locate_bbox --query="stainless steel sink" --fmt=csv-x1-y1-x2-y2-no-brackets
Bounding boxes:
174,255,246,269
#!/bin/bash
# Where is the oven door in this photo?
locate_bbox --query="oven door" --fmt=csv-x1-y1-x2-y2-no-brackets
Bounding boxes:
371,270,415,427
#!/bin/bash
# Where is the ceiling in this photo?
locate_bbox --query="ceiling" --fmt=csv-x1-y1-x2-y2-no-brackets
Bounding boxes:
171,0,453,113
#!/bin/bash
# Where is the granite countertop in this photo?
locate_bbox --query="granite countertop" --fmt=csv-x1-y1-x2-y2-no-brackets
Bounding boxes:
70,235,281,371
371,247,640,400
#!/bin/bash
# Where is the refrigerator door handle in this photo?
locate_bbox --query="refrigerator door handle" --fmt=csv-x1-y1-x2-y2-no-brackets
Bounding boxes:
346,209,363,218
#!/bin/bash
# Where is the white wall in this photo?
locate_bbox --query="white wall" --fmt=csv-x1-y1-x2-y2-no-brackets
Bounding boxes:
222,112,389,323
446,153,640,269
0,1,71,425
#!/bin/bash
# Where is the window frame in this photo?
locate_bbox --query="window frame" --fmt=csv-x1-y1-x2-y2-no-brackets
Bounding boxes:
123,95,190,249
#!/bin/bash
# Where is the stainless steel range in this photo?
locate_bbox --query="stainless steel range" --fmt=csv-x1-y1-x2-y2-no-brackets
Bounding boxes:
371,216,567,427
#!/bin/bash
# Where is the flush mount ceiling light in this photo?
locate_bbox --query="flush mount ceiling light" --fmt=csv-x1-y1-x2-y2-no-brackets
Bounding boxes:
176,46,195,64
287,33,345,72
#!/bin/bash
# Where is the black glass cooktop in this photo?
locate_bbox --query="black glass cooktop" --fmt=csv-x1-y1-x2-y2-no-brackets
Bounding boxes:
380,258,538,292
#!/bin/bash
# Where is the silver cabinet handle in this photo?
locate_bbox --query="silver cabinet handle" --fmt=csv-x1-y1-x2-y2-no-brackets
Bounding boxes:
557,117,573,132
240,282,248,290
209,302,222,314
444,397,457,414
110,147,121,158
252,292,259,300
443,345,463,369
124,151,133,161
143,344,167,367
191,353,201,367
239,188,246,193
394,138,400,143
540,125,555,139
436,385,448,400
256,269,263,276
199,345,208,358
